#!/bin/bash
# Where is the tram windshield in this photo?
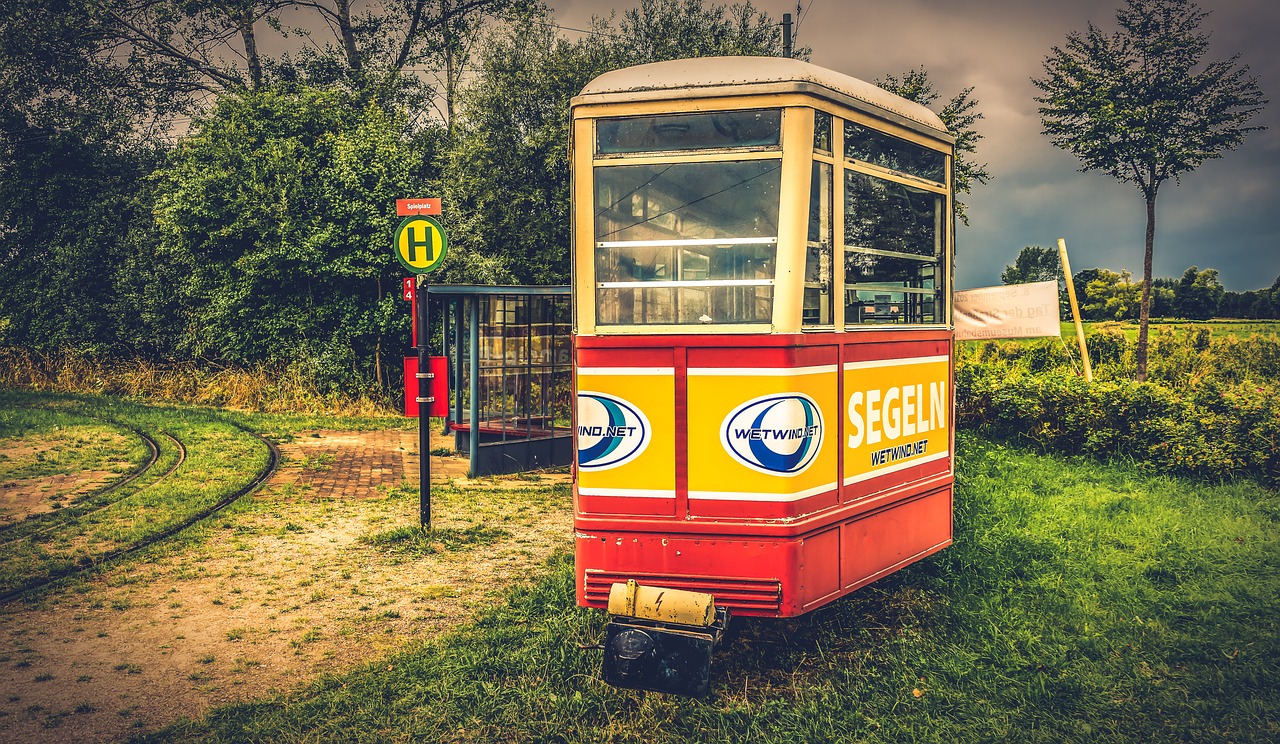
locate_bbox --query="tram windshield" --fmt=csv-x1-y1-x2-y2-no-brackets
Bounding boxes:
594,109,782,326
582,97,951,330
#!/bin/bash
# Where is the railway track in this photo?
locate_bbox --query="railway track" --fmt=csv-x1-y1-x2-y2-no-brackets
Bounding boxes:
0,426,186,548
0,410,279,604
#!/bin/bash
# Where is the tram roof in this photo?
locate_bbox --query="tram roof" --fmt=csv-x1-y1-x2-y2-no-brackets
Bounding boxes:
574,57,951,142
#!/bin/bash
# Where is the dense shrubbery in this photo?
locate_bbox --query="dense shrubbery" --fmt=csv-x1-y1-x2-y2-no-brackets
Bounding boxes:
957,326,1280,485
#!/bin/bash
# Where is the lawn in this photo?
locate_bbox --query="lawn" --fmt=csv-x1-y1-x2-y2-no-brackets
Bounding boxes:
0,392,271,597
1058,319,1280,342
155,432,1280,743
0,391,567,740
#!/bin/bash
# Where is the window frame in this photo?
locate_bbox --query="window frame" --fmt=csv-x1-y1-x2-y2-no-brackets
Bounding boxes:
570,96,953,336
832,109,953,331
586,107,790,333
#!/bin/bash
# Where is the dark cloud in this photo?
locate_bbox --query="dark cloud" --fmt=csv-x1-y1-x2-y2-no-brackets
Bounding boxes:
550,0,1279,290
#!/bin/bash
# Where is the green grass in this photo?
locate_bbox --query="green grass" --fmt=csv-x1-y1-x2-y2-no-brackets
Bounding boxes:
149,432,1279,742
0,391,272,596
358,524,512,557
0,405,150,485
1055,319,1280,342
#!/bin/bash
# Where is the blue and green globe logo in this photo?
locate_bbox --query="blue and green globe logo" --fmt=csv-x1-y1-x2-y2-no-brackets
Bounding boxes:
720,393,824,476
577,392,651,470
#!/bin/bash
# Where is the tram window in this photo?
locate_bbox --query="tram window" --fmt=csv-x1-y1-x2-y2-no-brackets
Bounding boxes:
813,111,832,154
804,161,833,326
843,171,940,257
844,120,946,184
594,159,781,325
843,170,944,325
597,109,782,155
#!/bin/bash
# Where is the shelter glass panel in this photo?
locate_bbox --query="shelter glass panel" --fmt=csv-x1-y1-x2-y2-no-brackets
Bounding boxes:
456,294,572,439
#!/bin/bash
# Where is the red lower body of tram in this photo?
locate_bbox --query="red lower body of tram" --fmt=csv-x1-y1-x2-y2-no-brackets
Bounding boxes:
573,330,954,618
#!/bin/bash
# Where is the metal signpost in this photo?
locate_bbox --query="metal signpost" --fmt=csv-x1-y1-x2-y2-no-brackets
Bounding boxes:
393,200,447,528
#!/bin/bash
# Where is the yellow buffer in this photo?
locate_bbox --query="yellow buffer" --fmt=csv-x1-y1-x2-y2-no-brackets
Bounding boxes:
607,580,716,627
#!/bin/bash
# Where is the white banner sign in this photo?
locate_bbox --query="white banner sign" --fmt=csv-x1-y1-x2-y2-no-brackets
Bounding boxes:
954,281,1061,340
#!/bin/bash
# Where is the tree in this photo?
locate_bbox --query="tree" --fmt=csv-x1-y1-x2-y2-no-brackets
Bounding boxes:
1033,0,1266,381
614,0,792,64
877,68,992,225
1082,269,1143,321
1173,266,1224,320
0,1,177,355
1150,277,1176,317
442,0,787,286
153,86,434,387
1001,246,1060,285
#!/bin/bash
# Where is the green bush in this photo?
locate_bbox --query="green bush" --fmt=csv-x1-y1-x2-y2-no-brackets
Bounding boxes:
957,329,1280,486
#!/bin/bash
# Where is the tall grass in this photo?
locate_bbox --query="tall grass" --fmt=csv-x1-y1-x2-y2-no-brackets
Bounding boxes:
0,347,395,416
153,432,1280,742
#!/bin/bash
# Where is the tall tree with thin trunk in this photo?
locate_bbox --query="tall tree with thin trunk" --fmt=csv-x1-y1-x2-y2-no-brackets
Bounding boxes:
1032,0,1265,381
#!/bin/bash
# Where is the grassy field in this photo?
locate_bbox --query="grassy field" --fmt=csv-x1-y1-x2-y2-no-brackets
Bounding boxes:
152,432,1280,743
0,392,278,598
1057,319,1280,342
0,391,562,739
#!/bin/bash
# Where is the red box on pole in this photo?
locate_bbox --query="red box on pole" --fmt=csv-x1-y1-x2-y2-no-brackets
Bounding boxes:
403,356,449,418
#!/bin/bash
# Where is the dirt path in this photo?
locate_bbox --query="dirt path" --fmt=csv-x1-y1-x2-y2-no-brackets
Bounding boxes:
0,430,571,742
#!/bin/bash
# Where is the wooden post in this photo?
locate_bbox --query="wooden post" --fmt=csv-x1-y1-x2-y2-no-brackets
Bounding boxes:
1058,238,1093,382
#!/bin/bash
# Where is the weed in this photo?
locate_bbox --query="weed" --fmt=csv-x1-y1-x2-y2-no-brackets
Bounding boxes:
358,524,510,557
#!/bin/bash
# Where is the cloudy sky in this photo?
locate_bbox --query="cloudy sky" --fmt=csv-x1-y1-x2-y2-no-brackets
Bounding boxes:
548,0,1279,291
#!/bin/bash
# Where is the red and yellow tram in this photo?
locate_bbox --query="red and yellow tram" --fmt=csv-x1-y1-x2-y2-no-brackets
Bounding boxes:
569,56,955,691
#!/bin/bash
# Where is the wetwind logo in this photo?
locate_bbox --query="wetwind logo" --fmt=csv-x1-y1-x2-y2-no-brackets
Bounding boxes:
721,393,824,476
577,392,651,470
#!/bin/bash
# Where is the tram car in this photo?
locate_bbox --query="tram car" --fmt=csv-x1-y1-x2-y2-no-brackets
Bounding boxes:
570,56,955,695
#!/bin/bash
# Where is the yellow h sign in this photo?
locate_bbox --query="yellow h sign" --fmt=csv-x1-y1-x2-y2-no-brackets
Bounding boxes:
393,216,448,274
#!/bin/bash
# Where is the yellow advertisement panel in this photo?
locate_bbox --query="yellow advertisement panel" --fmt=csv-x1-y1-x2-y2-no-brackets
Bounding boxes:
576,368,675,497
843,356,951,485
687,366,838,501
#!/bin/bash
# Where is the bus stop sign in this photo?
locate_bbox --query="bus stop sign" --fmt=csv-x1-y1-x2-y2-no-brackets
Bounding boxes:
393,215,448,274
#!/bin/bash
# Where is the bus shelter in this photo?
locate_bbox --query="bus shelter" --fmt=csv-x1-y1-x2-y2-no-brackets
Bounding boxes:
431,285,572,477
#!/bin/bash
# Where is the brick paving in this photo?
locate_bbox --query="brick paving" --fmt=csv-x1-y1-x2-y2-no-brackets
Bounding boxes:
274,428,568,498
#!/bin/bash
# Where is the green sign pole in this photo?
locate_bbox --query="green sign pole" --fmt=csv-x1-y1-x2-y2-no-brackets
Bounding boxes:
416,276,431,529
393,209,448,530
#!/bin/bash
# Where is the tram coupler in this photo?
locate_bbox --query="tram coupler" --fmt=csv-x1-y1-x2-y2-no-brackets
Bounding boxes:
600,580,730,698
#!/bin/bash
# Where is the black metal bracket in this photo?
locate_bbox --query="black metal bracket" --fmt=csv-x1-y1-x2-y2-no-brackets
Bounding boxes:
600,606,731,697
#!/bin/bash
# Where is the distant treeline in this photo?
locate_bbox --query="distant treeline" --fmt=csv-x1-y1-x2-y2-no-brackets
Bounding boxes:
1001,246,1279,322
